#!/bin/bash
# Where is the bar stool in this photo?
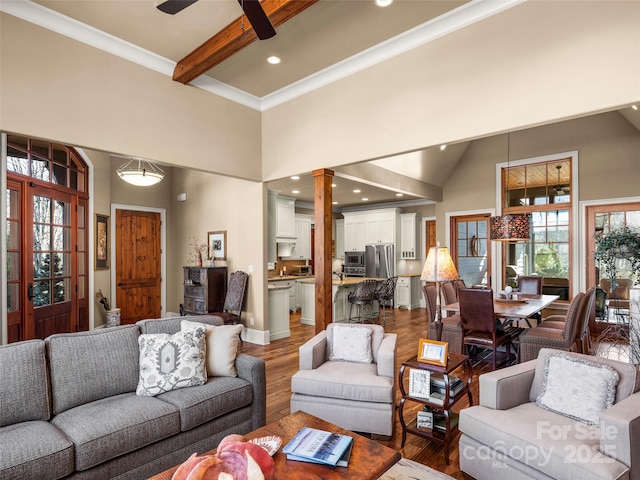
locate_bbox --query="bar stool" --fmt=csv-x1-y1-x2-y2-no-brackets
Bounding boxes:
348,280,378,323
375,276,397,325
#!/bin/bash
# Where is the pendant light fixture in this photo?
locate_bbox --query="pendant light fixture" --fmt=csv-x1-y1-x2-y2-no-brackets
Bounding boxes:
490,132,530,242
115,156,165,187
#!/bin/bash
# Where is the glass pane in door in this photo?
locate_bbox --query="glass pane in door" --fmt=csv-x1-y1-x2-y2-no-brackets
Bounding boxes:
453,216,490,288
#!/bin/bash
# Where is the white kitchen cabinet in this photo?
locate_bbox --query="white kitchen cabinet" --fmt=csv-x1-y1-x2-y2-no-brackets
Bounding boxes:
344,214,366,252
268,279,299,312
334,219,344,259
364,211,397,245
400,213,421,260
275,195,296,239
267,191,277,264
268,286,290,341
279,214,312,259
396,276,421,309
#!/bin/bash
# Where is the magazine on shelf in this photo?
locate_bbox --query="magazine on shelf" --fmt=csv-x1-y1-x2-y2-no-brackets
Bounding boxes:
282,427,354,467
409,369,431,399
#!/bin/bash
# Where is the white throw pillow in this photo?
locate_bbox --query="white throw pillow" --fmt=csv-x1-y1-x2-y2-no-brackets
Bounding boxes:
136,326,207,397
182,320,243,377
329,324,373,363
536,353,619,426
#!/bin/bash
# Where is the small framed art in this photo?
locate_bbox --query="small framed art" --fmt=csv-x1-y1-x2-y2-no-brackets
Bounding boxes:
95,214,109,270
208,230,227,260
417,338,448,367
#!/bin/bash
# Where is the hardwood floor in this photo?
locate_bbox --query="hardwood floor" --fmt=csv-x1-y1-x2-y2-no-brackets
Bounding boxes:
238,307,486,479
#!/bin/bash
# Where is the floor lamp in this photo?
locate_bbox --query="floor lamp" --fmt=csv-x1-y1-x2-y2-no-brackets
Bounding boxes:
421,243,459,341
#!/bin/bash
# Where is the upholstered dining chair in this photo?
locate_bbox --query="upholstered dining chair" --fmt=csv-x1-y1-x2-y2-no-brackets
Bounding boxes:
374,276,397,324
518,291,586,362
348,279,379,323
517,275,543,295
537,286,596,354
441,280,460,317
459,288,513,370
422,284,462,354
210,270,249,342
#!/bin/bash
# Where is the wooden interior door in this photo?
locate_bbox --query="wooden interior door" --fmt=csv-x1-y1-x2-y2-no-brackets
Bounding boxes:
425,220,436,253
450,214,492,288
115,209,162,324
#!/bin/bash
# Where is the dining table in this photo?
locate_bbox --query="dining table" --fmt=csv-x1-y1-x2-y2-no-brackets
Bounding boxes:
444,293,560,328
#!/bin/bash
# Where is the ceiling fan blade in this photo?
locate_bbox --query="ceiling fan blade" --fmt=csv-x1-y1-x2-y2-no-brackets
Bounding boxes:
238,0,276,40
157,0,199,15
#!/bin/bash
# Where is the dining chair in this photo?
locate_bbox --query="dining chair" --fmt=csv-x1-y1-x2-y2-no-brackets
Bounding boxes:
209,270,249,342
517,275,543,295
441,280,460,317
537,286,596,354
459,288,513,370
375,276,398,324
422,284,462,354
518,291,586,362
347,279,379,323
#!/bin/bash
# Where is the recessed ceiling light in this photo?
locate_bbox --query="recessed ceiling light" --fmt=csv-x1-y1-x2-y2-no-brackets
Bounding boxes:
633,105,638,110
396,193,404,197
267,56,281,65
331,183,337,188
292,190,300,194
290,175,299,180
332,201,338,205
362,197,369,201
440,144,447,151
353,189,361,193
375,0,394,7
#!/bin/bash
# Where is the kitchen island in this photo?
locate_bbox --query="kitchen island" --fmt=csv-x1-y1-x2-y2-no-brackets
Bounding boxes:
298,277,384,325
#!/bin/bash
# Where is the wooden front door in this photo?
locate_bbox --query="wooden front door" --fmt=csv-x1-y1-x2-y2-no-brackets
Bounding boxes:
115,209,162,324
27,184,76,339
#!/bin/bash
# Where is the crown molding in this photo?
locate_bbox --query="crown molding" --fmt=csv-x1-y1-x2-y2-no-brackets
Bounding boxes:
1,0,524,112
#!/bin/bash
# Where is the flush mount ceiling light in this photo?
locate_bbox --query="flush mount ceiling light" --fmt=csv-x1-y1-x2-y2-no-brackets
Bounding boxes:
633,105,638,110
267,55,281,65
440,144,447,151
290,175,299,180
115,157,165,186
375,0,394,7
353,189,361,193
396,193,404,197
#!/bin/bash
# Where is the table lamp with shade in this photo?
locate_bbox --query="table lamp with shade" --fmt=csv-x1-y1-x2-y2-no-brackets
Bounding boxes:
421,243,459,341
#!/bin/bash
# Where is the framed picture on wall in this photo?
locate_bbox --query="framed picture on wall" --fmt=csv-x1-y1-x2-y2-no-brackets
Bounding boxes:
208,230,227,260
95,214,109,270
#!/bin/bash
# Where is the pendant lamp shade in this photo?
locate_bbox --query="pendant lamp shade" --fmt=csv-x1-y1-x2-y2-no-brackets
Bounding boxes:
489,213,530,242
116,158,165,186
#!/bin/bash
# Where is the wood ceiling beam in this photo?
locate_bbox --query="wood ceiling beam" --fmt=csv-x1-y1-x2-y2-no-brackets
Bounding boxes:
173,0,318,85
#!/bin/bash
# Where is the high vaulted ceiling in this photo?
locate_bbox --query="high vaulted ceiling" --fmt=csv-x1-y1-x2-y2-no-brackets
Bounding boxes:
5,0,640,208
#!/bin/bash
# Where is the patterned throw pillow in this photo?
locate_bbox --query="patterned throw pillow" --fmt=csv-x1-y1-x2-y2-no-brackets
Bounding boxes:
329,324,373,363
136,326,207,397
181,320,243,377
536,353,619,425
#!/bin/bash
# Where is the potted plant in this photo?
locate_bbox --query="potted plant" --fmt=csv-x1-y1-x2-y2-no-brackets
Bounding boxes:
594,226,640,288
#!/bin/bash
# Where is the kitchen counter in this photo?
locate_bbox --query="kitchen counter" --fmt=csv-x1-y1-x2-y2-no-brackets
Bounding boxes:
397,273,422,278
267,275,313,282
267,284,291,291
297,277,384,286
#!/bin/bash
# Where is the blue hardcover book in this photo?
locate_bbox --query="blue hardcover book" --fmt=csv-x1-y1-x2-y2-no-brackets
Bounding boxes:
282,427,354,467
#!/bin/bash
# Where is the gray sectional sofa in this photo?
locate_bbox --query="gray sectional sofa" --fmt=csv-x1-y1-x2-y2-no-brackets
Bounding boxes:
0,316,266,480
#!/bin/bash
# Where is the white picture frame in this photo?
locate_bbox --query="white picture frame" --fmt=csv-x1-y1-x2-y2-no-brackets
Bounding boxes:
409,369,431,399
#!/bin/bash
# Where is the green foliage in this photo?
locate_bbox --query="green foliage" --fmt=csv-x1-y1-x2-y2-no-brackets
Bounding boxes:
594,226,640,286
534,245,567,278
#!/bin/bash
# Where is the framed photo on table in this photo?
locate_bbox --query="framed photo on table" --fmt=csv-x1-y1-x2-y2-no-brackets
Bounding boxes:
95,214,109,270
417,338,448,367
208,230,227,260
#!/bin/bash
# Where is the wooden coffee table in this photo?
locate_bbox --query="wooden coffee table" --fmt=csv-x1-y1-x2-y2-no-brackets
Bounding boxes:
148,411,400,479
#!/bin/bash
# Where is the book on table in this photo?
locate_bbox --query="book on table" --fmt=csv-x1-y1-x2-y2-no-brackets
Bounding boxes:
282,427,354,467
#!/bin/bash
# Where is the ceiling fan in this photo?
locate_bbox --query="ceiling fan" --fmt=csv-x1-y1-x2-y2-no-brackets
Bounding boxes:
156,0,276,40
554,165,570,195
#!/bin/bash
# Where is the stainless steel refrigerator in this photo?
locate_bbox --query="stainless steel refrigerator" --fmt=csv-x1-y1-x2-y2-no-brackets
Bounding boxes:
365,244,395,278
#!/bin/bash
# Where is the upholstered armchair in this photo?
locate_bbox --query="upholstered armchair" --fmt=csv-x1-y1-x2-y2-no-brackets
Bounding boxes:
290,323,397,437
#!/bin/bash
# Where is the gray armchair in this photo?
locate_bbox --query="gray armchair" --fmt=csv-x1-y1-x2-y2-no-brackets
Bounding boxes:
290,323,397,437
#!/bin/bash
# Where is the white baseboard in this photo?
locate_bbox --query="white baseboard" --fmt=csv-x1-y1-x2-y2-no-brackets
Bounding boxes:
242,327,271,345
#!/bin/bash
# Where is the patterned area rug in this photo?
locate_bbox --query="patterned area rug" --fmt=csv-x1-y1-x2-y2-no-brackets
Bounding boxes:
378,458,456,480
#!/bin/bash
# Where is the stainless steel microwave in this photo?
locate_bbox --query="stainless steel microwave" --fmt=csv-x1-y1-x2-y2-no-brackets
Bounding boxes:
344,251,365,268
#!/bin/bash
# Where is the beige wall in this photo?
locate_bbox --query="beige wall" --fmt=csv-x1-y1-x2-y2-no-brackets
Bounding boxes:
261,1,640,181
0,13,262,182
170,169,266,333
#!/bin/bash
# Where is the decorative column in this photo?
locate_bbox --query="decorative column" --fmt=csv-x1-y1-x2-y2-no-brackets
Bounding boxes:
313,168,334,333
